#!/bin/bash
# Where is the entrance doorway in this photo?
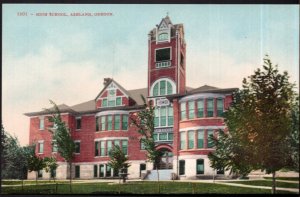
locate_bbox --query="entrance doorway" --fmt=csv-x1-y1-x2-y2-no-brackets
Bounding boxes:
155,148,173,169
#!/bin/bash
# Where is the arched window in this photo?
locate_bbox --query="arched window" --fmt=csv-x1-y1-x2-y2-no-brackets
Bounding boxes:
151,79,175,96
158,33,168,41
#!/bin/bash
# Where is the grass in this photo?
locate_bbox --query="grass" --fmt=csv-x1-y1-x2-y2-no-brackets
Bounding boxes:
2,180,71,185
227,180,299,189
1,181,295,194
264,177,299,181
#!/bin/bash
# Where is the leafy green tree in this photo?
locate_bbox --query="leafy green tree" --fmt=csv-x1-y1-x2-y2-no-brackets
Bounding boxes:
209,56,297,194
27,153,46,185
107,145,130,183
130,96,163,191
44,157,58,181
47,100,75,192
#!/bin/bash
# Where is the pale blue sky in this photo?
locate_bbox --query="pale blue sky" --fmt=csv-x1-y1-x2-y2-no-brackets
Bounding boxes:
2,4,299,145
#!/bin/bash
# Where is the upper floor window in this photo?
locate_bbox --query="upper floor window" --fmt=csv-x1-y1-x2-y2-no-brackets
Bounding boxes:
197,99,204,118
217,98,224,117
153,80,173,96
76,117,81,130
180,102,186,120
38,141,44,153
207,99,214,117
153,132,173,142
188,130,194,149
154,106,173,128
180,132,185,150
188,101,195,119
75,141,80,153
158,33,169,41
39,117,44,130
122,115,128,130
101,91,122,107
114,115,120,130
207,130,214,148
156,48,171,62
107,115,113,130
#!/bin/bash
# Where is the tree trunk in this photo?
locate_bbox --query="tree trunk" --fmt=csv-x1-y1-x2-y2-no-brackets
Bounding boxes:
156,168,160,193
271,171,276,194
69,162,72,193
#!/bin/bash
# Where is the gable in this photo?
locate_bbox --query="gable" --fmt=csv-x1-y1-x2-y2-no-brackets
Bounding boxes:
159,20,168,30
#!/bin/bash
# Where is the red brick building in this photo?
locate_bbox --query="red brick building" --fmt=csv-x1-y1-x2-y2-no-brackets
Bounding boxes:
25,16,237,180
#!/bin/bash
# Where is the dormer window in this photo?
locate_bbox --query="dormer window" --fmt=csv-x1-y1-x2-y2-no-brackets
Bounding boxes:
158,33,169,42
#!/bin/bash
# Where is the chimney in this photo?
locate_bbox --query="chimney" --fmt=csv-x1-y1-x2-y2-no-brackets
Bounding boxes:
103,78,111,86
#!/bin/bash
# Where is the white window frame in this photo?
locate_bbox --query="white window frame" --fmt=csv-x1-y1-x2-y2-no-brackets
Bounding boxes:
38,140,44,154
155,47,172,62
150,78,176,96
39,116,45,130
154,105,173,128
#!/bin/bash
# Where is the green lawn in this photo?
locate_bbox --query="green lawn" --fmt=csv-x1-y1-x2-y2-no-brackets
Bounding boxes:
264,177,299,181
227,180,299,189
1,181,295,194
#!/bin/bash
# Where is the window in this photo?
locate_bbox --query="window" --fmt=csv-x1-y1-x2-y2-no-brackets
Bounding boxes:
158,33,168,41
140,139,146,150
114,140,120,148
188,101,195,119
94,165,98,178
197,99,204,118
38,141,44,153
156,48,171,62
107,141,112,156
168,107,174,126
168,133,173,141
152,80,173,96
159,133,167,141
99,164,104,177
96,117,99,131
75,141,80,153
122,115,128,130
180,102,186,120
106,165,111,177
52,141,57,152
217,98,224,117
207,99,214,117
101,116,106,131
154,108,159,127
160,107,166,126
153,133,158,141
188,130,194,149
75,166,80,178
39,117,44,130
50,169,56,178
122,140,128,155
100,141,105,156
108,90,116,107
102,99,107,107
38,170,43,178
107,115,112,130
153,133,173,142
207,130,214,148
179,160,185,175
196,159,204,174
197,130,204,148
114,115,120,130
180,132,185,150
95,141,99,156
116,97,122,106
76,117,81,130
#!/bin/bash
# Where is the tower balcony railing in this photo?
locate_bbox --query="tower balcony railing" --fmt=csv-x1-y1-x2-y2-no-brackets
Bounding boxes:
156,61,171,68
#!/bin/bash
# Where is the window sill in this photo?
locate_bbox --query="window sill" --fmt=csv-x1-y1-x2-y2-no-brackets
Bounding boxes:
75,129,81,131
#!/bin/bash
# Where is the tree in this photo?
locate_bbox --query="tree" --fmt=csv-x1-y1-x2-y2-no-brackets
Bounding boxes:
27,153,46,185
44,157,58,181
47,100,75,192
208,56,297,194
130,96,163,191
107,145,130,183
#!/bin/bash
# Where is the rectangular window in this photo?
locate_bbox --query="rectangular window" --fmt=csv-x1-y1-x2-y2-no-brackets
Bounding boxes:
168,107,173,126
207,99,214,117
196,159,204,174
107,141,112,156
101,116,106,131
122,115,128,130
114,140,120,148
153,133,158,142
154,108,159,127
207,130,214,148
217,98,224,117
95,141,99,156
140,139,146,150
116,97,122,106
168,133,173,141
50,169,56,178
180,132,185,150
188,130,194,149
75,166,80,178
106,165,111,177
99,164,104,177
107,115,112,130
160,107,166,126
122,140,128,155
197,130,204,148
96,117,99,131
179,160,185,175
180,102,186,120
159,133,167,141
75,141,80,153
197,99,204,118
156,48,171,62
39,117,44,130
102,98,107,107
188,101,195,119
38,142,44,153
94,165,98,178
108,99,115,107
114,115,120,130
52,141,57,152
100,141,105,156
160,81,166,96
76,118,81,130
